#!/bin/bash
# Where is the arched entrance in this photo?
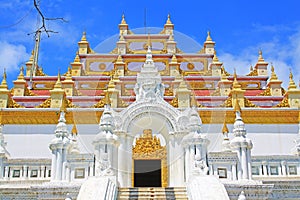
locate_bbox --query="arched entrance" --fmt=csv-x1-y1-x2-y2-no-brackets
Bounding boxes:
132,129,167,187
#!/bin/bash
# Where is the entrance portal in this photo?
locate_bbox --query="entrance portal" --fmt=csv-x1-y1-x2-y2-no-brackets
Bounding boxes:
134,160,161,187
132,129,167,187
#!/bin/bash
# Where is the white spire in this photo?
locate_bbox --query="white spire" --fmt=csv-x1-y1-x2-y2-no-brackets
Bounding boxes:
188,107,202,134
233,111,246,138
145,46,153,64
54,111,70,142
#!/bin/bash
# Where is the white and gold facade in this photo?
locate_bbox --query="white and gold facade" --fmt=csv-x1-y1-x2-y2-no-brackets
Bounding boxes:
0,15,299,199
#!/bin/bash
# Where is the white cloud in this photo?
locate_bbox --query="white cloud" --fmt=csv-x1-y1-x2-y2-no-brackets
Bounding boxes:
219,25,300,89
0,41,30,73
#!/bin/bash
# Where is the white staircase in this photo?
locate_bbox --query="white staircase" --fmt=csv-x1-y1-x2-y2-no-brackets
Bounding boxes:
118,187,188,200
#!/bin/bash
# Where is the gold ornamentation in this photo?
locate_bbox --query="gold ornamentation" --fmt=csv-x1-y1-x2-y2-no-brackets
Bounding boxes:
24,87,37,96
36,98,51,108
246,69,258,76
35,67,48,76
244,97,257,107
170,96,178,107
220,96,232,107
210,88,221,96
132,129,167,187
258,87,271,96
117,97,128,108
221,66,231,76
275,96,289,107
7,96,24,108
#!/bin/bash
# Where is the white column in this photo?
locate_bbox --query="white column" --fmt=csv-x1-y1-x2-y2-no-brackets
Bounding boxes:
51,150,57,180
184,147,190,181
118,134,126,186
281,161,287,176
56,148,62,180
262,161,268,176
175,140,185,186
4,166,9,180
66,164,70,182
40,165,45,178
61,148,67,180
62,162,67,180
247,149,252,179
89,162,94,177
232,163,237,180
94,147,100,176
241,147,248,179
209,163,213,175
23,165,28,179
0,158,3,179
126,136,133,187
20,166,24,179
168,136,176,186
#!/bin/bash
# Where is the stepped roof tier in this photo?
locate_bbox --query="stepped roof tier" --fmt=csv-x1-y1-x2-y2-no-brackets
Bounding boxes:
1,15,299,125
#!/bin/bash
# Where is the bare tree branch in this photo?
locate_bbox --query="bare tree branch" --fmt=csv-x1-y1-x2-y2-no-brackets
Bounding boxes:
30,0,67,37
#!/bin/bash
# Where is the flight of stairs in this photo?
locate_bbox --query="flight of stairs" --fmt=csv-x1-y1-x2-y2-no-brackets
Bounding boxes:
118,187,188,200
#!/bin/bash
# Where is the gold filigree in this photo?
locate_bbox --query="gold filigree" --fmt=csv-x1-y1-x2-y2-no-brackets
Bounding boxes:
275,96,289,107
92,98,105,108
7,96,24,108
24,87,37,96
117,98,129,108
35,68,48,76
64,97,78,108
258,87,271,96
36,98,51,108
246,69,258,76
170,96,178,107
132,129,167,187
221,67,231,76
164,88,173,96
244,97,257,107
219,96,232,107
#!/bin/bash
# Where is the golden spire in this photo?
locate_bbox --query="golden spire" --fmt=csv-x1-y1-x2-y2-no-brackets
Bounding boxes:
234,99,241,113
213,50,219,62
288,69,297,90
170,54,178,64
222,121,229,134
74,52,81,63
147,33,151,48
17,66,25,80
206,31,213,41
29,50,34,62
107,76,115,89
81,31,87,41
270,64,278,81
221,67,228,81
65,67,73,81
190,94,197,107
258,49,265,62
0,69,8,89
71,123,78,136
166,13,172,24
115,54,124,64
250,65,253,72
121,14,127,24
104,91,111,105
54,71,62,89
232,69,241,89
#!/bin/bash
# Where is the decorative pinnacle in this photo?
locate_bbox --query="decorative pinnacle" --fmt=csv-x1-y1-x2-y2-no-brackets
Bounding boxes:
258,49,265,62
81,31,87,41
121,14,127,24
54,71,62,89
250,65,253,71
206,31,212,41
166,13,172,24
270,64,278,81
221,67,228,81
71,123,78,136
0,69,8,89
213,50,219,62
288,69,297,90
147,33,151,48
65,67,72,81
222,121,229,134
170,54,178,64
232,69,241,89
190,94,198,107
17,66,25,80
74,52,80,63
29,50,34,62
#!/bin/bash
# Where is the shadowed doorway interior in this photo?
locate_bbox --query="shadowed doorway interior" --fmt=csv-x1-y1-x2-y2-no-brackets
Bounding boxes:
134,159,161,187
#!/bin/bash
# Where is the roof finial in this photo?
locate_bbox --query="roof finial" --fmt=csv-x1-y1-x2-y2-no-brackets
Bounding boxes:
270,63,278,81
213,50,219,62
121,13,127,24
81,31,87,41
104,91,111,105
54,71,62,89
74,51,80,63
71,123,78,136
147,32,151,48
166,13,172,24
190,94,198,108
0,69,7,89
206,31,212,41
258,49,265,62
250,65,253,72
17,66,25,80
288,69,297,90
222,120,229,135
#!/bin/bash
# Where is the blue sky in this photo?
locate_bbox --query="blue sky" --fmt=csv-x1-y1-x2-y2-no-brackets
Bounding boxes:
1,0,300,88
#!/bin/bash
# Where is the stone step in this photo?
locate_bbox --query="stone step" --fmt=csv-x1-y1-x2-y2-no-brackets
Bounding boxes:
118,187,188,200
